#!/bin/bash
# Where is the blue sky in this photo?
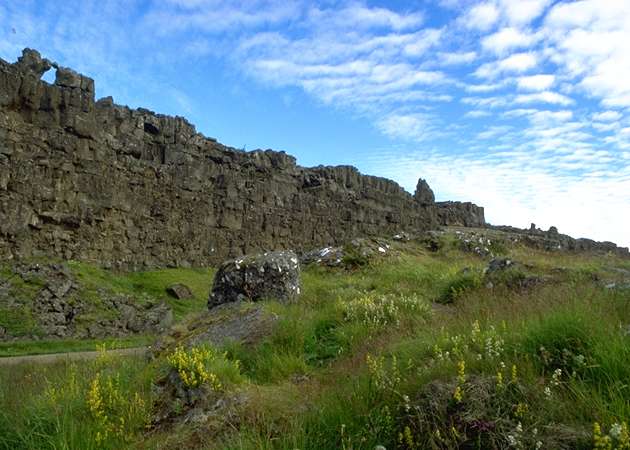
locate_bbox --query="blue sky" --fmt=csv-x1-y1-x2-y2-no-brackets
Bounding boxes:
1,0,629,247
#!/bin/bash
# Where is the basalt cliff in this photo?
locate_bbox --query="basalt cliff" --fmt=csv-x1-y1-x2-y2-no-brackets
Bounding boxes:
0,49,486,268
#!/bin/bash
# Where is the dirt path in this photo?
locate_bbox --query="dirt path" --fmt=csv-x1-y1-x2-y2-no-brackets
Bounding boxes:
0,347,148,366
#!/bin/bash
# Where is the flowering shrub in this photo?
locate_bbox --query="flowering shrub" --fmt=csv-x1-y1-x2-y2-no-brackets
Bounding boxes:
166,345,224,390
86,372,148,444
432,320,505,363
366,353,401,393
342,293,431,327
593,422,630,450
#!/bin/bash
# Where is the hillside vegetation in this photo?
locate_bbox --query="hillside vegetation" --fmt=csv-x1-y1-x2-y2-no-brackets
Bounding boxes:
1,229,630,449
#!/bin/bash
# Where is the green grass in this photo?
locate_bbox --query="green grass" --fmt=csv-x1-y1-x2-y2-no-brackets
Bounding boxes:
2,237,630,449
0,335,153,357
68,262,215,320
1,263,215,356
0,354,154,450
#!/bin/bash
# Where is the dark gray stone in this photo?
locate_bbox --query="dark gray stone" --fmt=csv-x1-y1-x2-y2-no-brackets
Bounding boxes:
300,246,345,267
486,257,514,274
167,283,194,300
209,251,300,309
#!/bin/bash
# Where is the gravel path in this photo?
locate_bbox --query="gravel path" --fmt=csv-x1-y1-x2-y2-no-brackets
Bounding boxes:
0,347,148,366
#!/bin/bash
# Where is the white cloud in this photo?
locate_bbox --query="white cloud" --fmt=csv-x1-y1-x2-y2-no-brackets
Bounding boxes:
543,0,630,106
462,2,500,31
465,109,492,118
499,52,538,71
402,29,444,56
308,4,424,31
363,150,630,248
476,52,538,78
482,27,538,54
592,110,622,122
145,0,301,34
437,51,477,65
498,0,552,26
477,125,512,139
464,82,503,93
376,113,436,142
516,74,555,90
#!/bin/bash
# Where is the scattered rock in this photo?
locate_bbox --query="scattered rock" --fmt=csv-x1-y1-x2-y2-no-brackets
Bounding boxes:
300,238,392,268
208,251,300,309
485,258,515,274
392,231,411,241
300,246,345,267
604,282,630,291
487,224,629,257
189,302,277,348
419,231,442,252
0,263,173,340
167,283,194,300
483,258,544,290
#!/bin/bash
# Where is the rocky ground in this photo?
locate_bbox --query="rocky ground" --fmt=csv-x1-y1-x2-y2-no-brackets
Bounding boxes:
0,262,173,340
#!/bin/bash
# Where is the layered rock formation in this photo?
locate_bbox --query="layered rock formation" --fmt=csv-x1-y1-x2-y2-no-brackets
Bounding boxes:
0,49,484,268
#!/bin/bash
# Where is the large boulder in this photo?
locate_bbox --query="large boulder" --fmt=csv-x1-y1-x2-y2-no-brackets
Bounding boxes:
208,251,300,309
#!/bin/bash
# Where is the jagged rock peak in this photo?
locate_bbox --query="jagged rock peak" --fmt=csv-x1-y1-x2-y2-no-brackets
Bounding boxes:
414,178,435,205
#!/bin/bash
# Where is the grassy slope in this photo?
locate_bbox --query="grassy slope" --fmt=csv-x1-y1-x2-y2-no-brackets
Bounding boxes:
0,263,215,356
1,236,629,449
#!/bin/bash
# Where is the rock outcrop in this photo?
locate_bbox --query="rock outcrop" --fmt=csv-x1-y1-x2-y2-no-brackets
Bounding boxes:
487,224,629,257
208,251,300,308
0,48,485,268
0,262,172,340
414,178,435,205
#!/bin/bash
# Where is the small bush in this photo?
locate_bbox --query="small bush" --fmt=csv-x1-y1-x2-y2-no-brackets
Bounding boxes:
522,314,593,377
165,345,242,391
341,247,371,269
438,271,482,304
342,293,431,327
304,318,345,366
86,371,148,444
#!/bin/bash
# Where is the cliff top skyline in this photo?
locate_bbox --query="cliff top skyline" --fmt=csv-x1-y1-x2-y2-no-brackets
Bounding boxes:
1,0,628,247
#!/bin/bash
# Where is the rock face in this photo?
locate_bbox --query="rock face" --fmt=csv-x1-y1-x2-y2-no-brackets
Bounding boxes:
208,251,300,309
0,48,485,268
436,201,486,227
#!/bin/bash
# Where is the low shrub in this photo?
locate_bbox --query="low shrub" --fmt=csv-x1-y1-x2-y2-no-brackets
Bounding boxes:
522,314,593,378
165,345,242,392
438,271,483,304
342,293,431,327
